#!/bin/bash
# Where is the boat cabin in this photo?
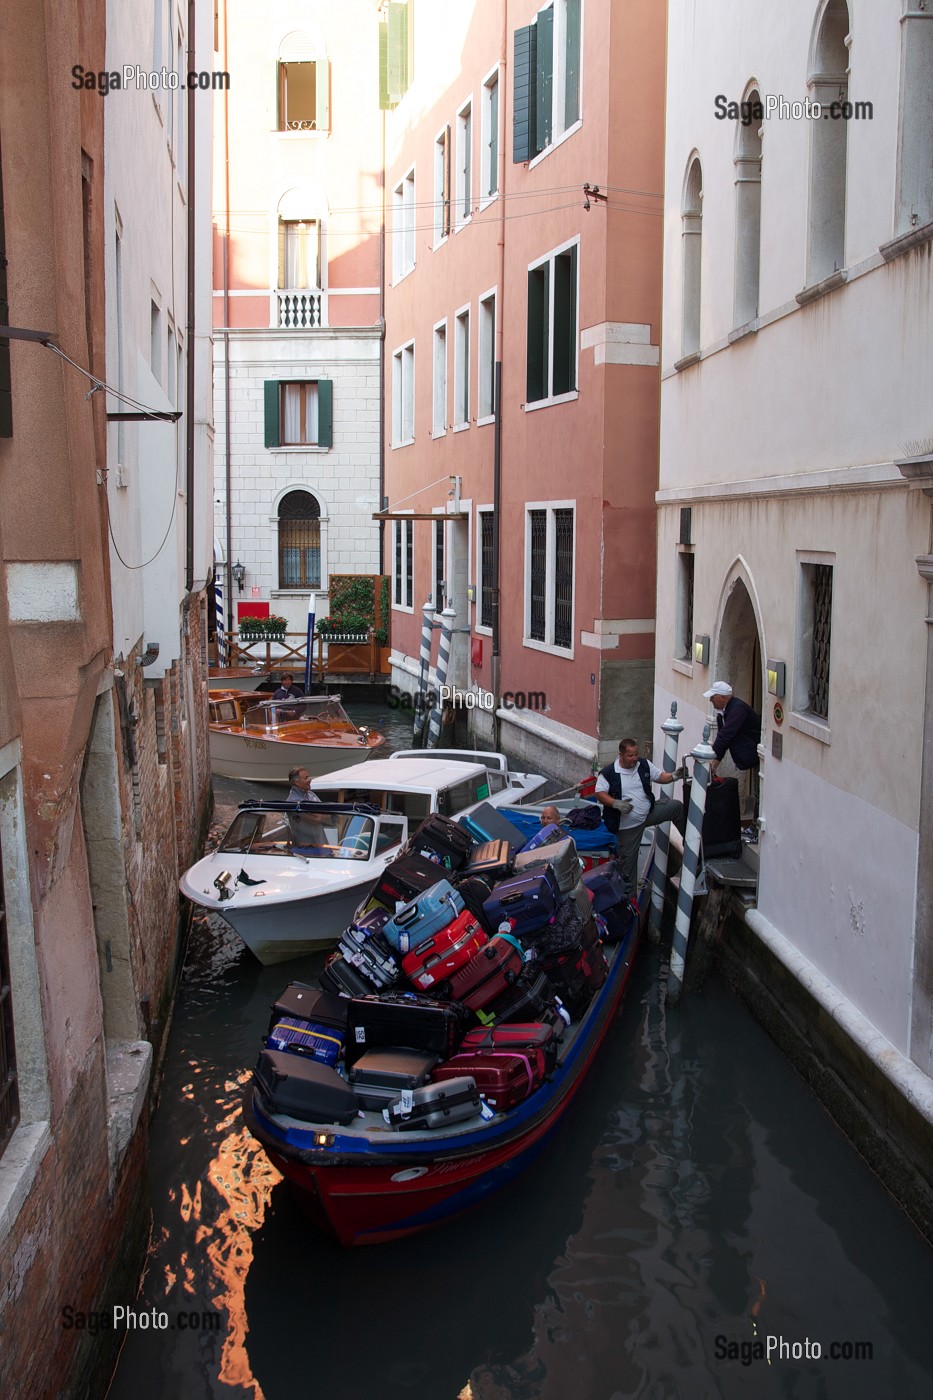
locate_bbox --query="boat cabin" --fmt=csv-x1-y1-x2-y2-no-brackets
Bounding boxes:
219,802,407,864
311,757,495,825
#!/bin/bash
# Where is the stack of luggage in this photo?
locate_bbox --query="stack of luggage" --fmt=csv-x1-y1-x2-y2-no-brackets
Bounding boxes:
253,805,640,1130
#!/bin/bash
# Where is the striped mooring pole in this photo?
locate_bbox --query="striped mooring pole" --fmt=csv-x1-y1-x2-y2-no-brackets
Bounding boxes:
413,599,436,741
214,579,227,666
303,599,316,694
648,701,685,944
426,605,455,749
666,719,717,1006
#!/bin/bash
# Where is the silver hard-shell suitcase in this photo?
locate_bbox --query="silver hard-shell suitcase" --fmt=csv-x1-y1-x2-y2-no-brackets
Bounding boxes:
514,836,581,894
384,1075,482,1130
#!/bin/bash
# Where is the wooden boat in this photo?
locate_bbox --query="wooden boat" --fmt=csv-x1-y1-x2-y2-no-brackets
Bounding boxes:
207,692,384,782
242,839,652,1245
181,754,545,963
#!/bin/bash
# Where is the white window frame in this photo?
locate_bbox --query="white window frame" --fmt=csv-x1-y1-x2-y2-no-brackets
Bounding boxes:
528,0,584,170
433,125,450,248
480,65,500,207
392,514,415,614
391,340,415,447
392,165,416,283
456,95,473,229
475,504,495,637
523,499,576,657
432,318,447,438
453,304,470,431
478,287,497,424
790,550,834,744
525,234,580,410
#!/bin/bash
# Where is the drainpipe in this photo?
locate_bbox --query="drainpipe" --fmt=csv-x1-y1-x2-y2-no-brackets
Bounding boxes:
222,0,233,633
184,0,197,594
491,0,508,739
378,106,386,576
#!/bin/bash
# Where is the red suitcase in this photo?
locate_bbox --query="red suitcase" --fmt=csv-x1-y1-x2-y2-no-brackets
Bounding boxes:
443,933,524,1011
401,911,488,993
460,1019,563,1072
432,1047,547,1110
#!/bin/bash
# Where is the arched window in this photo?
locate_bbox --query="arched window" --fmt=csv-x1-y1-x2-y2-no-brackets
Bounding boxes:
682,156,703,358
278,490,321,589
277,32,330,133
895,11,933,235
807,0,850,284
734,90,762,326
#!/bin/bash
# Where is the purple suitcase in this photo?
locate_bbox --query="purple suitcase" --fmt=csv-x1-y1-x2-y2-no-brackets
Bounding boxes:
518,822,565,854
382,879,466,954
483,867,560,937
581,863,628,912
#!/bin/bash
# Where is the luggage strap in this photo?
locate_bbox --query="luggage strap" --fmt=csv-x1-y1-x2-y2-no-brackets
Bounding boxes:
494,932,525,960
270,1021,342,1052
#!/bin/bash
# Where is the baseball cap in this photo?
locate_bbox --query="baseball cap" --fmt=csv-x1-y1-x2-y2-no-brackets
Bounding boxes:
703,681,733,699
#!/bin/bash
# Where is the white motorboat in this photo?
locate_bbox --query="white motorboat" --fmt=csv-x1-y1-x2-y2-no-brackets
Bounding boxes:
181,753,546,964
207,692,384,782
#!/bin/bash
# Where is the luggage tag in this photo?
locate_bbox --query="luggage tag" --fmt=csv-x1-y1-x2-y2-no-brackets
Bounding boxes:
554,998,572,1026
400,1088,414,1118
479,1098,495,1121
355,1027,367,1043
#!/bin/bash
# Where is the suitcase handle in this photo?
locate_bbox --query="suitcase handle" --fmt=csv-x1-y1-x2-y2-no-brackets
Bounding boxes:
393,902,421,927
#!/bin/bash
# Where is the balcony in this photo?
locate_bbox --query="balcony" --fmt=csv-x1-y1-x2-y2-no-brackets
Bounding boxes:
275,288,326,329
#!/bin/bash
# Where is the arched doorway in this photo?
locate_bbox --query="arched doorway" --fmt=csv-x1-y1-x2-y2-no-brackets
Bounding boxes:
714,570,765,824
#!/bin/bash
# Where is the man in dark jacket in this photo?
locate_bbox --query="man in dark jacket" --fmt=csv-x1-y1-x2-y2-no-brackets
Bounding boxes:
703,681,761,774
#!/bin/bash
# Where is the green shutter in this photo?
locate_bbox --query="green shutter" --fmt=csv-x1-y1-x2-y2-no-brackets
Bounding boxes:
378,18,389,109
526,264,549,402
513,24,537,163
553,246,577,396
316,379,333,448
564,0,581,129
387,2,409,105
488,79,499,195
536,5,553,155
315,58,330,132
264,381,280,447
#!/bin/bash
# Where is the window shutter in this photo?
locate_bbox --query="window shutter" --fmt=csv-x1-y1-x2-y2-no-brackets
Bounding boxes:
443,125,451,236
552,245,577,396
315,59,330,132
276,61,283,130
513,24,537,163
264,380,281,447
277,221,287,287
564,0,581,129
316,378,333,447
536,5,553,155
526,264,549,402
488,81,499,194
387,2,409,106
378,18,390,109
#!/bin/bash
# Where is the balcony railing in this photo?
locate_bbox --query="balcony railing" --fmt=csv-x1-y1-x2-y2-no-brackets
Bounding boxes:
275,288,325,328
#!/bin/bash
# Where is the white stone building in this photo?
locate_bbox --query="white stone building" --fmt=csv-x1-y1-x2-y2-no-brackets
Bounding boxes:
657,0,933,1205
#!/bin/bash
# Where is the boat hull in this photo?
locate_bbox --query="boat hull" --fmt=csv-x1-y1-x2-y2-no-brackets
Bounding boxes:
209,728,379,782
181,872,375,964
244,857,649,1243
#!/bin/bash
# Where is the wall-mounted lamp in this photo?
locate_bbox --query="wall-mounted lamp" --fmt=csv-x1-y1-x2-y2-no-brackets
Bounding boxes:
694,634,710,666
767,659,786,698
232,560,246,592
466,583,476,603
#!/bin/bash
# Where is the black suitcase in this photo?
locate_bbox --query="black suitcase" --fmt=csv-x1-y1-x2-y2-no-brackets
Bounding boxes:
272,983,350,1031
253,1049,360,1125
581,864,628,913
597,902,632,943
464,839,514,881
345,991,472,1067
524,898,589,957
320,953,381,999
456,873,497,932
407,813,475,871
702,776,742,859
371,852,450,909
458,801,527,854
347,1048,439,1110
337,927,401,990
480,966,562,1035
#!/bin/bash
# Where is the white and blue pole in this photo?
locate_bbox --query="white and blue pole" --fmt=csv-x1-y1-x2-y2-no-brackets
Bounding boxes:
214,578,227,667
426,606,455,749
414,599,435,741
649,701,685,943
303,599,316,694
666,720,717,1006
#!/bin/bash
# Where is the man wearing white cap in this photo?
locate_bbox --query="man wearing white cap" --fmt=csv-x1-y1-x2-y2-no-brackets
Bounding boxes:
702,681,761,775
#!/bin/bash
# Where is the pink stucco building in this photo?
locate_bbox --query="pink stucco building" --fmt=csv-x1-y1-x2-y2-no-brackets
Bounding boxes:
382,0,666,778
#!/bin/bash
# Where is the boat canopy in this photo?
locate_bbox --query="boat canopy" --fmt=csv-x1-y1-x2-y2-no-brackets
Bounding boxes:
241,695,353,731
219,805,400,862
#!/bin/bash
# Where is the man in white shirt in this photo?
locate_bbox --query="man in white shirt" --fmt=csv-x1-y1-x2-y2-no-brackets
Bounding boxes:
594,738,683,906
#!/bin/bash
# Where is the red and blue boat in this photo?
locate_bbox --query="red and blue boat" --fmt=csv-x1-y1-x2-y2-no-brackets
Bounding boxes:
243,836,653,1246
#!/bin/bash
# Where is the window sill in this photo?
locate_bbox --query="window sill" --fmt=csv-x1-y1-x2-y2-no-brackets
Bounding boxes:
789,711,832,744
454,215,473,233
795,269,848,306
478,192,498,213
474,622,493,638
527,117,583,171
523,390,579,413
270,589,327,598
391,437,415,450
727,319,759,344
476,413,495,428
0,1121,52,1244
522,636,575,660
671,657,694,678
433,234,449,252
271,445,331,453
431,427,447,440
391,602,415,615
880,219,933,262
392,265,416,287
453,421,470,433
274,128,330,139
674,351,701,372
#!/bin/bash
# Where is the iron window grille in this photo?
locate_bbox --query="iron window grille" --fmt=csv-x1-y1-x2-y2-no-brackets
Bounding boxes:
810,563,833,719
278,490,321,589
480,512,495,629
529,509,547,641
553,508,574,649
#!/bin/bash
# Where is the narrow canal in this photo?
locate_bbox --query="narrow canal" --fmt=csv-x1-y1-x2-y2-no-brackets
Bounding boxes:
107,704,933,1400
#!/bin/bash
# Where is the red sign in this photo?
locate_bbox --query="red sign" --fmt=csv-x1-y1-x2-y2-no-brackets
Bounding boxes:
237,601,269,622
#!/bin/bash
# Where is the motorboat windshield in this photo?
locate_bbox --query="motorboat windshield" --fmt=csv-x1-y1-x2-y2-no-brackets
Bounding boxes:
241,696,354,731
219,807,377,860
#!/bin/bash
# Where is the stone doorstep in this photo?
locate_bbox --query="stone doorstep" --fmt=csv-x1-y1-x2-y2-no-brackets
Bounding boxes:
105,1040,152,1181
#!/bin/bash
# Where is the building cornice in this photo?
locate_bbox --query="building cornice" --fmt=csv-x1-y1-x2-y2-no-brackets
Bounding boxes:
657,462,906,505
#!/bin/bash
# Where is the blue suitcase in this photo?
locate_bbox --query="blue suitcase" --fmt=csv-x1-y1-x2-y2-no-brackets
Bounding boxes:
482,868,560,937
518,822,564,854
581,863,628,912
265,1015,345,1067
382,879,465,955
457,802,526,854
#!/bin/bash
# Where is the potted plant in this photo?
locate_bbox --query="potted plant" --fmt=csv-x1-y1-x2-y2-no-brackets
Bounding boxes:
239,613,288,643
317,576,390,673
